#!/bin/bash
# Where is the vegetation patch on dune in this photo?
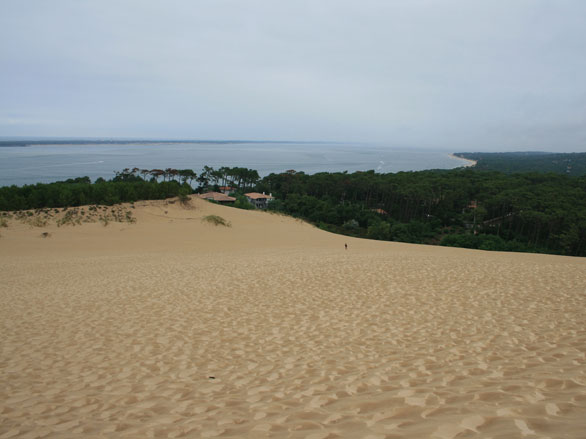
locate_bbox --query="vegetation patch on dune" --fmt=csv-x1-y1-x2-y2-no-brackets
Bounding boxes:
0,205,137,228
201,215,231,227
54,206,136,227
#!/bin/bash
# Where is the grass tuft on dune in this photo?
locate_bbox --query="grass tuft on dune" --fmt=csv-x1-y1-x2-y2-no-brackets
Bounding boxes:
201,214,231,227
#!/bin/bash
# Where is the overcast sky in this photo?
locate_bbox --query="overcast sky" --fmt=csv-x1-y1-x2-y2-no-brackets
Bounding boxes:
1,1,585,151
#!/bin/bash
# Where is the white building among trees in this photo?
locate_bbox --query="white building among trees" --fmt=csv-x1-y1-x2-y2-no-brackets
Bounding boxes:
244,192,274,209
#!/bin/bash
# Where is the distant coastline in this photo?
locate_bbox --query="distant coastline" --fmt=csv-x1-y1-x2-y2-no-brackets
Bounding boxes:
0,139,341,148
451,151,586,175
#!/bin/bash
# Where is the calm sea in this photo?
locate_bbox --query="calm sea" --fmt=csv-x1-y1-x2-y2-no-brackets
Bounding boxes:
0,141,469,187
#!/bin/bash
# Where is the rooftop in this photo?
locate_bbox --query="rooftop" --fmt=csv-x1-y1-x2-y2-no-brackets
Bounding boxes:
245,192,274,200
197,192,236,202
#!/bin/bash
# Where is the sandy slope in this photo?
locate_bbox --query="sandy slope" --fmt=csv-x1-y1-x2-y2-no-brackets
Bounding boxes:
1,197,585,438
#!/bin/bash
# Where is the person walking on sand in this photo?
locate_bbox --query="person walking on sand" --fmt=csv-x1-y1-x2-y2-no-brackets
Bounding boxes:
345,243,348,250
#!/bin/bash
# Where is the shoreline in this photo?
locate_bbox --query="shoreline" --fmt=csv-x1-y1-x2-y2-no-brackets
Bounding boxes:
1,145,475,187
449,153,478,167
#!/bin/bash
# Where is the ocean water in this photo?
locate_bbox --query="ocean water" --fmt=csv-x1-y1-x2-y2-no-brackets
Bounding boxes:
0,141,469,187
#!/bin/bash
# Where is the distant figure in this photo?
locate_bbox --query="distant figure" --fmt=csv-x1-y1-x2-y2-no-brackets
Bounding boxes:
345,243,348,250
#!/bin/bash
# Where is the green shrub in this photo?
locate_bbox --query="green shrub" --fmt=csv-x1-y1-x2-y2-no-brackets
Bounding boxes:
178,186,192,206
367,221,391,240
233,194,255,210
342,219,359,230
440,233,510,251
29,216,48,227
125,211,136,223
57,210,78,227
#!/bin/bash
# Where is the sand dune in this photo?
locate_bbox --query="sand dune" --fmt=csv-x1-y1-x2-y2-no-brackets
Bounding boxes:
1,197,585,438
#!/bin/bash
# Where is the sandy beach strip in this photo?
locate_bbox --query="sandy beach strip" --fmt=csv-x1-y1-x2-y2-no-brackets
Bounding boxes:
449,153,478,168
1,197,585,438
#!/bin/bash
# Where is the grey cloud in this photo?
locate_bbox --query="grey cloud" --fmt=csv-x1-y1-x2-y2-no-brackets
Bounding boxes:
1,0,585,151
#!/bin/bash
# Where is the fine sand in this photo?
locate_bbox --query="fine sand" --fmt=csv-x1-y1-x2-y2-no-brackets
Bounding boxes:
1,197,585,438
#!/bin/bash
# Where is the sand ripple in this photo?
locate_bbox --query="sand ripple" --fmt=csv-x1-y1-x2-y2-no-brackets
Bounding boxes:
2,201,586,438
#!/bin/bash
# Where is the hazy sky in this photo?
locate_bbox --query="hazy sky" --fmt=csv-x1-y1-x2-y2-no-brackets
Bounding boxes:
1,1,585,151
